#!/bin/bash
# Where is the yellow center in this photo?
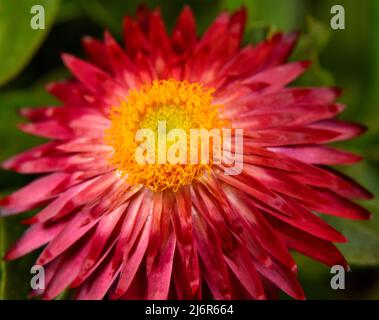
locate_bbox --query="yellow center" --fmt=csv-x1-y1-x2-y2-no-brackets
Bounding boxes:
105,79,227,192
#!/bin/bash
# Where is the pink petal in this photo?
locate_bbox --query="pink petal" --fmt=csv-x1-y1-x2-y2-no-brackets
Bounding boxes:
270,145,362,165
0,172,82,216
104,31,137,88
145,228,176,299
82,36,111,72
4,218,68,260
172,6,196,56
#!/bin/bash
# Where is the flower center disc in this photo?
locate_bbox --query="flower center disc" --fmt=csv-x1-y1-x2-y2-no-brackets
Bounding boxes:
105,79,227,192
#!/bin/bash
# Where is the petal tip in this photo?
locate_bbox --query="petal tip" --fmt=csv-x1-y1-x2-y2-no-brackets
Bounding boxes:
301,60,312,69
61,53,76,67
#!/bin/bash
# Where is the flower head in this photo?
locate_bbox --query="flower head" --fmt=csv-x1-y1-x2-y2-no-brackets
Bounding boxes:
0,6,372,300
106,79,226,191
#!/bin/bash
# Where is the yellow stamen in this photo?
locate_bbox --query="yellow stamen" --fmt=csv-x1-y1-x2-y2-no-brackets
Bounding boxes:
105,79,227,192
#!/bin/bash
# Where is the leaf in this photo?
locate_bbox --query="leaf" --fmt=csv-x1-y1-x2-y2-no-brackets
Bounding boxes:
78,0,132,36
0,67,62,190
339,160,379,211
291,16,334,86
222,0,303,31
323,216,379,267
0,89,56,163
0,0,60,87
78,0,224,36
0,68,63,299
292,253,342,300
56,0,84,23
250,0,303,31
0,191,38,299
355,0,379,132
325,159,379,266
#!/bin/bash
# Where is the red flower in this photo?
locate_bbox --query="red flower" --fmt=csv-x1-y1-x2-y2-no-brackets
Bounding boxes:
0,6,372,300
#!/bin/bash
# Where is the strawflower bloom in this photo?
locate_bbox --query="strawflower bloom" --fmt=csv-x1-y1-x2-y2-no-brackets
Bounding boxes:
0,6,372,299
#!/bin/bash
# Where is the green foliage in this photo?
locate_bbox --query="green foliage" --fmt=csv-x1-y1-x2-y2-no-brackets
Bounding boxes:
0,212,38,299
292,17,334,86
0,0,60,86
326,216,379,266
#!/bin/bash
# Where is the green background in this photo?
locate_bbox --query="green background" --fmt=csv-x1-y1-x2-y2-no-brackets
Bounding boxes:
1,0,379,299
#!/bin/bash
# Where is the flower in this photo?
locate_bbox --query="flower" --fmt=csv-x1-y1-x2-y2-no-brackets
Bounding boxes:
0,6,372,300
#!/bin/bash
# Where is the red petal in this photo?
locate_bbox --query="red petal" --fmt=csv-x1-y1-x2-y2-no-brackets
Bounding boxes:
245,126,340,147
82,36,111,72
61,53,121,96
224,185,296,270
262,32,299,68
172,6,196,56
225,243,266,299
302,188,371,220
0,172,82,215
223,87,341,118
4,219,68,260
146,229,176,299
42,236,93,299
255,258,304,300
242,61,311,91
31,174,116,223
122,16,149,59
75,247,118,300
113,213,152,298
270,145,362,165
18,121,73,140
46,81,94,105
309,120,366,142
2,141,59,170
20,106,101,122
193,209,232,299
104,31,137,88
233,103,345,130
268,216,348,268
72,206,126,293
36,206,103,265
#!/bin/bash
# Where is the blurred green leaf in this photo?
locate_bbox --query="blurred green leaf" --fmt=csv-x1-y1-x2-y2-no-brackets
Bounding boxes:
340,160,379,212
78,0,134,36
328,161,379,266
0,88,55,162
0,192,38,299
324,216,379,266
0,67,63,299
56,0,84,23
256,0,304,30
221,0,303,31
0,0,60,86
362,0,379,133
292,16,334,86
0,65,62,156
293,253,343,299
0,216,32,300
77,0,222,36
